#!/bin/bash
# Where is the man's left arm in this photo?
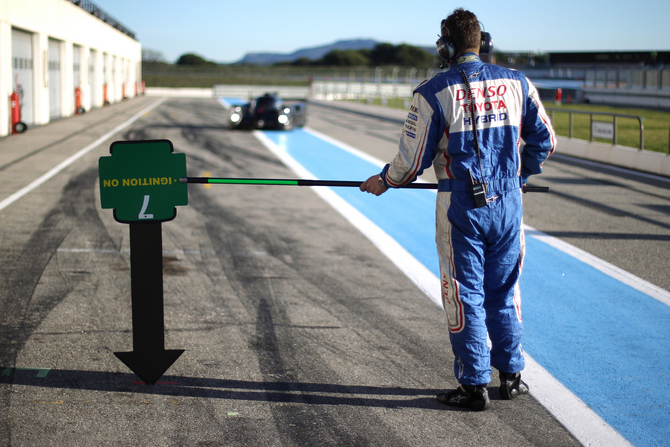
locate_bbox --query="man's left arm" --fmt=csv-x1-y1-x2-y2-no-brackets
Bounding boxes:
520,79,556,182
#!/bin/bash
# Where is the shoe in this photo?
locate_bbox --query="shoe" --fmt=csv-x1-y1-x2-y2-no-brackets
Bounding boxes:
436,384,490,411
499,372,529,400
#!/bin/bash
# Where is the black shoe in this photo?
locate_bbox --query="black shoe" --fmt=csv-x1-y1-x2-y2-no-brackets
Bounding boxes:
499,372,529,400
436,384,490,411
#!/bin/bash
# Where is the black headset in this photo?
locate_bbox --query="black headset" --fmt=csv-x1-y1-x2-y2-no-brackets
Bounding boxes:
436,19,493,64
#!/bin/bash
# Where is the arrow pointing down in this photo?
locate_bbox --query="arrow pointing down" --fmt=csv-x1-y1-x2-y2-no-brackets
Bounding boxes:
115,221,184,384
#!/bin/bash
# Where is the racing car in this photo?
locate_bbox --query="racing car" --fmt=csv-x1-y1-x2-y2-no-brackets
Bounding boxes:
228,93,306,130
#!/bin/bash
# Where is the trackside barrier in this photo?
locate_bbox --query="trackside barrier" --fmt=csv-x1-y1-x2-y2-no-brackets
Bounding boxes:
144,86,312,100
145,87,214,98
555,136,670,176
311,81,415,102
213,85,310,100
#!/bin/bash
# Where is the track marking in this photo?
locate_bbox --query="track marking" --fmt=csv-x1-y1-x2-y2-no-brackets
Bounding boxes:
1,367,50,378
0,97,168,212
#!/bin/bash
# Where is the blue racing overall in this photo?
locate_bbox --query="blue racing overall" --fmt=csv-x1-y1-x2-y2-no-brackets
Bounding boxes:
380,53,555,385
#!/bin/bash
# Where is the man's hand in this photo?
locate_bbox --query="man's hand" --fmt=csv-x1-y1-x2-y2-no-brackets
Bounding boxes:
360,175,387,196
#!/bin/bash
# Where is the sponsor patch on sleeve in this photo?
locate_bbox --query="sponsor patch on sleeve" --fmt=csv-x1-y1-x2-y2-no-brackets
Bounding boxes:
402,129,416,139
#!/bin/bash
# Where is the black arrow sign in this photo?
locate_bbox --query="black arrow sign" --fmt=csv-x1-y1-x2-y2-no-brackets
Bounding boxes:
114,221,184,384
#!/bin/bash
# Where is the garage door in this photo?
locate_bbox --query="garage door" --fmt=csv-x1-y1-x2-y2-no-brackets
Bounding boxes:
89,49,97,106
49,39,61,119
11,29,34,125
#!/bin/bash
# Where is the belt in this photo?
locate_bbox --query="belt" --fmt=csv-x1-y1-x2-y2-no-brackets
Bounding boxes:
437,177,523,194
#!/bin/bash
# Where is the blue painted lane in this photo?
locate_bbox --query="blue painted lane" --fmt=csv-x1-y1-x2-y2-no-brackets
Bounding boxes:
522,237,670,447
261,128,670,447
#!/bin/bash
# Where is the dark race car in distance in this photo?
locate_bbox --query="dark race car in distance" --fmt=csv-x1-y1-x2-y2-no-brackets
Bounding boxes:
228,93,306,130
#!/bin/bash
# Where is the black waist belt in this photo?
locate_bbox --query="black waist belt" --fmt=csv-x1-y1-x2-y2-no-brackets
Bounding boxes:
437,177,523,193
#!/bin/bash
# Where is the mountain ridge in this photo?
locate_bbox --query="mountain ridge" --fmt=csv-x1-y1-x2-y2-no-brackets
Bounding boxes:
236,39,436,65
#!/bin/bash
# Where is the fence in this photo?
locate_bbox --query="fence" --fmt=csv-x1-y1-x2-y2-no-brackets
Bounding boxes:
584,68,670,91
547,108,647,150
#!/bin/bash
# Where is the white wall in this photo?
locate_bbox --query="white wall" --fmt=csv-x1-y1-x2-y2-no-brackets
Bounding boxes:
0,0,142,136
556,136,670,178
583,88,670,109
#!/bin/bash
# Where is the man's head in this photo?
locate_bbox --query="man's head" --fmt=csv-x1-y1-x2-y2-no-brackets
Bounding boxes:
441,8,481,56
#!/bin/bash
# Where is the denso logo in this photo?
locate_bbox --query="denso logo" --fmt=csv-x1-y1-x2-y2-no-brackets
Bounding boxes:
456,85,507,101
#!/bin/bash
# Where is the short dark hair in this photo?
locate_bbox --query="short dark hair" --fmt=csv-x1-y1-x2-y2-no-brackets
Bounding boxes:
442,8,480,53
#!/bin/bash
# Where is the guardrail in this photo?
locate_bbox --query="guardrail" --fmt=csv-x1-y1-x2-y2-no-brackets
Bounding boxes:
547,108,646,150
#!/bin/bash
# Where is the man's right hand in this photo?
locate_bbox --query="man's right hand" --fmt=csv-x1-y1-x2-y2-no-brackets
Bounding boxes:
360,175,387,196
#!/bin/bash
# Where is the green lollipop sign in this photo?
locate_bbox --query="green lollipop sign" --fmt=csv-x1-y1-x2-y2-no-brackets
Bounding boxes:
99,139,188,223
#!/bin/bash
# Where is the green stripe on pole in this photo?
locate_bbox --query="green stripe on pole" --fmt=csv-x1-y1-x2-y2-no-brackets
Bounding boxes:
208,178,299,186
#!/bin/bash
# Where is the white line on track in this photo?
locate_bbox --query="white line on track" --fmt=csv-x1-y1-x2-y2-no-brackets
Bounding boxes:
254,128,634,447
0,97,168,212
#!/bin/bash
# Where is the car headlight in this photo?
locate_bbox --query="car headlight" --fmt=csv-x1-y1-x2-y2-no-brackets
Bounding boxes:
278,115,289,125
283,108,291,114
230,113,241,123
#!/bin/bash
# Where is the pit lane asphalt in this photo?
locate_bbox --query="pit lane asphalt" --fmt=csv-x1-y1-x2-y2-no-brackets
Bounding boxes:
0,95,663,446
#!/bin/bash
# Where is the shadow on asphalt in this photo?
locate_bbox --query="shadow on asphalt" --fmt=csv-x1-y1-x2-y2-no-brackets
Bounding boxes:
0,367,472,410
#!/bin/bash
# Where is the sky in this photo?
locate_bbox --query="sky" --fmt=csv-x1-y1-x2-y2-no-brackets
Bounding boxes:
95,0,670,64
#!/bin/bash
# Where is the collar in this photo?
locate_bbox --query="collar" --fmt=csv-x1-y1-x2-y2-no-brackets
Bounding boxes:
455,53,480,65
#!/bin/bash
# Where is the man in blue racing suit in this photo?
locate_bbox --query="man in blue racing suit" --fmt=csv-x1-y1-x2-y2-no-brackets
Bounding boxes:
360,8,555,411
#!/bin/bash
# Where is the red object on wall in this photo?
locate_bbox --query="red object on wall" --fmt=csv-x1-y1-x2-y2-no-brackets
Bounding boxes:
10,91,27,134
75,87,82,115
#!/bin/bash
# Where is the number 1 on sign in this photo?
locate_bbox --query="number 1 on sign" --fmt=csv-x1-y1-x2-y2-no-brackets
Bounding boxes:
139,195,154,219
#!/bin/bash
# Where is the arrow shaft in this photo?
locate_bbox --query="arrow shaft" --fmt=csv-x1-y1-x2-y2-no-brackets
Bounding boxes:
129,222,165,352
181,177,549,193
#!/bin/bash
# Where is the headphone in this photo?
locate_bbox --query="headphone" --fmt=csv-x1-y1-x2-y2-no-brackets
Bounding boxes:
436,19,493,64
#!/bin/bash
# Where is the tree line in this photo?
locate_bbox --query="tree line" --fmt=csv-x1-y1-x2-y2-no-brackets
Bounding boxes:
143,43,439,68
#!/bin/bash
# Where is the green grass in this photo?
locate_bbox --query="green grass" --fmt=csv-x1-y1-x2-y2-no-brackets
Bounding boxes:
544,104,670,153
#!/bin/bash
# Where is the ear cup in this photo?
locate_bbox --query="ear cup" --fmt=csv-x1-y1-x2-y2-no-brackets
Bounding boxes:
480,32,493,54
436,35,456,61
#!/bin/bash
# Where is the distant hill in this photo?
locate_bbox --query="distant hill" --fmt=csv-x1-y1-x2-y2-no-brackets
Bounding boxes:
236,39,436,65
